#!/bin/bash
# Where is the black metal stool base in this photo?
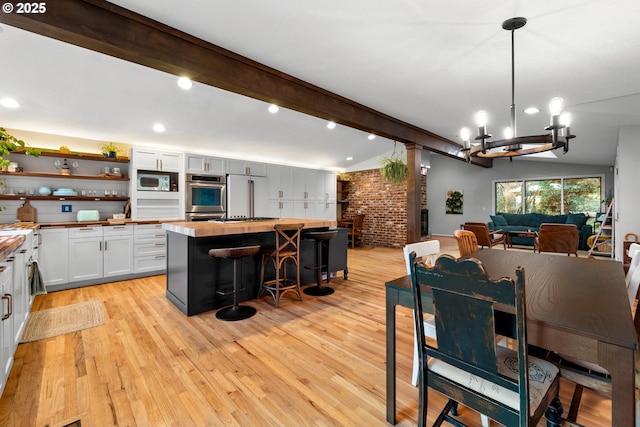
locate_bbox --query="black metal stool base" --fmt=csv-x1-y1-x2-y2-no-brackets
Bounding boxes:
304,285,335,296
216,305,257,321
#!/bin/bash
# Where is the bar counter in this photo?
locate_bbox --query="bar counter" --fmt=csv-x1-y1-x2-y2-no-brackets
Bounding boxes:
163,218,346,316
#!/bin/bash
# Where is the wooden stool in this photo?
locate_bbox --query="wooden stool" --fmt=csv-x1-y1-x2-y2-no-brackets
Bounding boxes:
259,223,304,308
303,230,338,296
208,245,260,321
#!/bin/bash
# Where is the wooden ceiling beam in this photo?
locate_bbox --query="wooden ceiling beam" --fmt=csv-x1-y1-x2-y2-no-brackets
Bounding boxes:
0,0,491,167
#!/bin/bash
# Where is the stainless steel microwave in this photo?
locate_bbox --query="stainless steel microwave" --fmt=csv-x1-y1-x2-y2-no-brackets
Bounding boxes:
136,170,178,192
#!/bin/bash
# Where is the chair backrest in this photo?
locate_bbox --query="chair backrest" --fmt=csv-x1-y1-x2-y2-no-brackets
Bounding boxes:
353,214,365,231
628,242,640,260
403,240,440,275
409,253,540,426
453,229,478,257
537,223,579,255
463,222,492,247
626,248,640,288
627,250,640,307
273,223,304,257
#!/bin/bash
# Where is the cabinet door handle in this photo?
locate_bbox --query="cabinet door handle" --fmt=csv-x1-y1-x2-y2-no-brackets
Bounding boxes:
104,241,108,251
19,249,27,254
2,293,12,320
99,241,103,251
155,255,166,260
155,243,166,247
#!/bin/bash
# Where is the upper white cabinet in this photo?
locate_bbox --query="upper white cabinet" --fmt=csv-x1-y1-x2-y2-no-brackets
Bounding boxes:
293,168,318,201
185,154,225,176
226,159,267,177
267,165,294,200
132,148,182,172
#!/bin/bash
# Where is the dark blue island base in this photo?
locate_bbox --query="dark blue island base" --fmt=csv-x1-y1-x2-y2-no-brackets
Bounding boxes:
166,227,348,316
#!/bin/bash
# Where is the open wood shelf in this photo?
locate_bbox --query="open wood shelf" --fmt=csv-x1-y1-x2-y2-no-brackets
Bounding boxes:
11,148,129,163
0,171,129,181
0,195,129,202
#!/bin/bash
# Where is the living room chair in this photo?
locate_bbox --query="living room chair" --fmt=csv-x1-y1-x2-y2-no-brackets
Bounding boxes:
453,229,478,258
536,223,579,256
463,221,506,250
408,252,561,427
403,241,490,427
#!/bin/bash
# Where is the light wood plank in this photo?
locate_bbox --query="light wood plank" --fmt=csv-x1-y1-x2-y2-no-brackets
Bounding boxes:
0,237,612,426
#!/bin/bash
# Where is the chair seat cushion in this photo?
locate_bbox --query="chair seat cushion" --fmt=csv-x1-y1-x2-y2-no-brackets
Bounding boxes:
428,346,559,411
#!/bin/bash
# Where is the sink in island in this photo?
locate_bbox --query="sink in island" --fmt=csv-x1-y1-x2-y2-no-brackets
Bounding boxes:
163,218,347,316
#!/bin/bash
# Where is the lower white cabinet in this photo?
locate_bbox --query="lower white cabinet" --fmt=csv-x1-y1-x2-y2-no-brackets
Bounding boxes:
68,226,134,282
134,224,166,273
103,225,134,278
68,227,104,283
39,228,69,288
0,260,14,396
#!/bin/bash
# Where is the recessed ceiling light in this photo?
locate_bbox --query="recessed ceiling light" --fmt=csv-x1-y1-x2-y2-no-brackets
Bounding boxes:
367,134,376,140
327,121,336,129
153,123,165,133
0,98,20,109
346,156,353,161
268,104,279,113
177,77,192,90
524,107,540,114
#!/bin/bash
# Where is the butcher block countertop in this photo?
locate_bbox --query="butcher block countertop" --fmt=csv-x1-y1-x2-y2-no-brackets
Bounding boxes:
164,218,338,238
0,235,26,263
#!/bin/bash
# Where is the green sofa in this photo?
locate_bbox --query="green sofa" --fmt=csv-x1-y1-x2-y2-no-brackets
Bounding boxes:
488,212,592,249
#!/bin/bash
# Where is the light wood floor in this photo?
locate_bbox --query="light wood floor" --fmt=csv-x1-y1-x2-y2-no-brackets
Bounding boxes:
0,237,613,426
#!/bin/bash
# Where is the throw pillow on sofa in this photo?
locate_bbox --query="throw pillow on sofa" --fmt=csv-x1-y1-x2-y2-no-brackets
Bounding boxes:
490,215,508,227
566,213,588,228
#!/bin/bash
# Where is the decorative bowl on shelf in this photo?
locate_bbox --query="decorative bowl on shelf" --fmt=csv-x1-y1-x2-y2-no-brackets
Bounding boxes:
38,186,52,196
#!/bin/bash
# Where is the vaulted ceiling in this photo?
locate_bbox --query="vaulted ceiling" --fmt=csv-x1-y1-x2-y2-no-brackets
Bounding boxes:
2,0,640,170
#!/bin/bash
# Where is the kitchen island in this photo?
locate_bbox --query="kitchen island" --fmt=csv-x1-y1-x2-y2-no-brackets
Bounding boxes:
163,218,346,316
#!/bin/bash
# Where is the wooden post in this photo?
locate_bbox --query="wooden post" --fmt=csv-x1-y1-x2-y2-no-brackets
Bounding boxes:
406,143,422,244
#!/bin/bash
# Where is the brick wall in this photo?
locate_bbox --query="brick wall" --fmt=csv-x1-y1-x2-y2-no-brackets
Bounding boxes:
339,169,427,248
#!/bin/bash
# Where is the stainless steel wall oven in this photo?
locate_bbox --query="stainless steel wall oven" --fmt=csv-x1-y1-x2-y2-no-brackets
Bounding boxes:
185,174,226,221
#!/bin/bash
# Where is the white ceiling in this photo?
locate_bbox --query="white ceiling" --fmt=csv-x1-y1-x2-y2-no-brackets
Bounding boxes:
2,0,640,170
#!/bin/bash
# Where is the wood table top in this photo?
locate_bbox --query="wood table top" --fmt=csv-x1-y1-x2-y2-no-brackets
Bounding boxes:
387,249,637,350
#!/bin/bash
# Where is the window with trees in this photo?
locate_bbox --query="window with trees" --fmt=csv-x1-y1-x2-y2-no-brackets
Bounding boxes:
495,176,602,215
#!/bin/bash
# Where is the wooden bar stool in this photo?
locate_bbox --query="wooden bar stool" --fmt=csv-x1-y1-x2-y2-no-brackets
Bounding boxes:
208,245,261,321
303,230,338,296
259,223,304,307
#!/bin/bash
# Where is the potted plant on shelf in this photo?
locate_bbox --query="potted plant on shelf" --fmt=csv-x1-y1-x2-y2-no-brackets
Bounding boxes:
0,127,40,167
99,142,121,158
379,144,408,184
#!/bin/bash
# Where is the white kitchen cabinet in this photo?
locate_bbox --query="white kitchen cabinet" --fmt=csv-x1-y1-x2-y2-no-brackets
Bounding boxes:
267,165,294,200
132,148,182,172
0,259,13,397
39,228,69,288
293,168,318,201
10,240,28,347
226,159,267,177
103,225,134,277
268,199,294,219
317,171,337,203
185,154,225,175
68,227,104,283
293,200,318,219
134,224,166,273
316,200,337,221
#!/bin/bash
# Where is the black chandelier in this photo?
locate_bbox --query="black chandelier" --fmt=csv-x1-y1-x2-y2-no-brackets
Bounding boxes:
460,17,575,161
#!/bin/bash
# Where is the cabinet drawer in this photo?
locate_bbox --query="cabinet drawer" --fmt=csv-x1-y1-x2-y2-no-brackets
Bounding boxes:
134,242,166,257
103,225,134,237
134,224,165,235
68,226,103,239
134,255,166,273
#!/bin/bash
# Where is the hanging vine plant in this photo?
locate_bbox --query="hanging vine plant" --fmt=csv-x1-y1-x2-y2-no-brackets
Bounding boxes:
379,142,408,184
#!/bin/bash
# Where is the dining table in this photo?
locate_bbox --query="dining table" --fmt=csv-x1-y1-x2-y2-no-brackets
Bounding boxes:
385,249,638,426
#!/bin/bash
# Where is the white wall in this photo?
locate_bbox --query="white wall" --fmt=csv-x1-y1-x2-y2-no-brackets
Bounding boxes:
427,154,613,236
615,126,640,260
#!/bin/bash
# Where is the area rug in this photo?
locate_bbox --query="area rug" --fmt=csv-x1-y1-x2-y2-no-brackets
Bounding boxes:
20,300,105,343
